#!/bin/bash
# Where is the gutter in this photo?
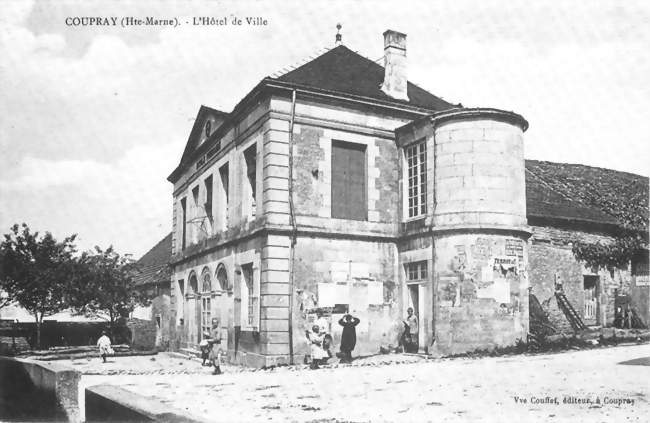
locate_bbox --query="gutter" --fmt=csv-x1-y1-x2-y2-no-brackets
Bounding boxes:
287,89,297,364
428,120,438,353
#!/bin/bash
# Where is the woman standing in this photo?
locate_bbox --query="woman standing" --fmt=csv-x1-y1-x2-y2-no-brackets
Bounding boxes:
338,313,360,363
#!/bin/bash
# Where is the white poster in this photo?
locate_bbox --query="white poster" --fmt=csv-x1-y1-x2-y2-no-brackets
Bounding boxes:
477,277,510,304
367,281,384,305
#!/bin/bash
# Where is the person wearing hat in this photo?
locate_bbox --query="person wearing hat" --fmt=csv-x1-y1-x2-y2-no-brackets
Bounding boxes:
209,317,223,375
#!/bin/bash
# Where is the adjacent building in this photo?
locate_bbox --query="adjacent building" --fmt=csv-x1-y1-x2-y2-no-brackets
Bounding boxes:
164,30,649,367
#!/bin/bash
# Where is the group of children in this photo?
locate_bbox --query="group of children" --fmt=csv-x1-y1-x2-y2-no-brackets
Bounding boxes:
305,312,361,369
97,310,417,371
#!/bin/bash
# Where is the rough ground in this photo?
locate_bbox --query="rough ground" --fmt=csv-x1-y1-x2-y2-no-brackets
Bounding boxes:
70,344,650,422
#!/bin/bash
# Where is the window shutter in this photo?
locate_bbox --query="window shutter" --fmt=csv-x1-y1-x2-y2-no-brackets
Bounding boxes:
331,141,367,220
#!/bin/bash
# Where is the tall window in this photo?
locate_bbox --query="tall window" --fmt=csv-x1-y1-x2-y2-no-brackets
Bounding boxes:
177,279,185,325
191,186,201,242
241,264,256,327
201,270,212,338
204,175,213,223
331,140,367,220
244,145,257,219
180,197,187,250
406,141,427,218
219,163,229,230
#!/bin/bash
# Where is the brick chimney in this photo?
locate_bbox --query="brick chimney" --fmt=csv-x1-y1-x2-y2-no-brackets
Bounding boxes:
380,30,409,101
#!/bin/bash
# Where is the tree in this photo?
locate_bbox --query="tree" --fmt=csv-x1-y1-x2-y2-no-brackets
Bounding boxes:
70,246,149,326
0,223,77,349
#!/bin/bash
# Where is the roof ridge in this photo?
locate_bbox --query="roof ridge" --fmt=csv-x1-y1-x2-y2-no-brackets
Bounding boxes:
270,46,332,79
526,159,649,180
138,232,172,262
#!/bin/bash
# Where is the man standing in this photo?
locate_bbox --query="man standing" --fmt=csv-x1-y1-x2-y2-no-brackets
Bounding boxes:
209,318,223,375
404,307,419,353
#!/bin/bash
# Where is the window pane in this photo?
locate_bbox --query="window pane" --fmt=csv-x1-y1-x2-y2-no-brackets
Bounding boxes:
406,141,427,218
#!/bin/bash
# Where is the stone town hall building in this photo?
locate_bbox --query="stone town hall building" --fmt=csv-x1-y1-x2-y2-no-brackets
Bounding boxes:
158,30,649,367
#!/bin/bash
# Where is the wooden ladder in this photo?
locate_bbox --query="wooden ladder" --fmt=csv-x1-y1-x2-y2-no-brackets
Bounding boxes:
555,292,587,331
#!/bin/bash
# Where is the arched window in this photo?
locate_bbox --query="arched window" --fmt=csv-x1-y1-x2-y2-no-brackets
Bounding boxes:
201,267,212,293
188,272,198,296
216,264,229,291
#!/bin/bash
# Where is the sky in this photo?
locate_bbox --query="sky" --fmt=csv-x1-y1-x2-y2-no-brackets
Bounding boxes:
0,0,648,258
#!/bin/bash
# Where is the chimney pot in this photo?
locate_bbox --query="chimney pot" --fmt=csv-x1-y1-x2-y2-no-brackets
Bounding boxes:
380,30,409,101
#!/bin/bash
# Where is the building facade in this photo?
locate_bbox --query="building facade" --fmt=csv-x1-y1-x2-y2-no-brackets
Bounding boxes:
165,30,649,367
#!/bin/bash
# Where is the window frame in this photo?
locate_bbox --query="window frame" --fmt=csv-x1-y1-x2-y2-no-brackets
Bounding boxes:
180,197,187,250
405,140,427,219
243,144,257,219
240,263,259,330
218,163,229,231
405,261,428,283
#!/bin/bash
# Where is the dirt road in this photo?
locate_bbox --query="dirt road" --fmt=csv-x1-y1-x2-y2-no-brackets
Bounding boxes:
74,344,649,422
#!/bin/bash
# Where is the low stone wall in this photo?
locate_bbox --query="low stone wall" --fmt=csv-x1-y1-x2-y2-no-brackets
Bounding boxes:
0,356,80,422
86,384,205,422
126,318,157,351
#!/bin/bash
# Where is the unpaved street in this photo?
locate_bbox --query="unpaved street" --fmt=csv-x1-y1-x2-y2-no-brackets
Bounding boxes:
75,344,650,422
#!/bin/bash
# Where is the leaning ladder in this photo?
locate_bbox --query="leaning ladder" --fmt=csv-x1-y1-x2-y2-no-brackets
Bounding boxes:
555,292,587,331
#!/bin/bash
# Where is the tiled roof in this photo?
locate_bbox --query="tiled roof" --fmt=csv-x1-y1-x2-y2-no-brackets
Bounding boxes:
133,233,172,286
275,45,456,111
525,160,648,232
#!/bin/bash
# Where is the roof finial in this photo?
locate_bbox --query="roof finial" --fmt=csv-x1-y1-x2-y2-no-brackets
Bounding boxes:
335,23,342,46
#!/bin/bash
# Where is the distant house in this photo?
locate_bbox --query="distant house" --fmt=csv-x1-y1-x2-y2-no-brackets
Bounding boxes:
157,29,648,366
132,233,172,350
525,161,648,333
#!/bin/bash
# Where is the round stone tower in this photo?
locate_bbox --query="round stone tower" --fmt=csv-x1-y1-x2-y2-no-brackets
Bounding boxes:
397,108,531,355
432,108,528,230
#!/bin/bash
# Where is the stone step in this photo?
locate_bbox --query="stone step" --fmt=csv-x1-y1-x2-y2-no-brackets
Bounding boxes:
179,347,201,358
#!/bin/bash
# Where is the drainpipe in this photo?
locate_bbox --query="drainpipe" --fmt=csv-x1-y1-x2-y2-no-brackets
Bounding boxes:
287,89,298,364
429,118,438,353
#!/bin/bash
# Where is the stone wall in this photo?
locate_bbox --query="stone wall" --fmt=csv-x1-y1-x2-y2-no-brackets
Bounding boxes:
170,236,263,366
292,237,398,357
528,225,643,332
86,384,203,423
434,233,529,355
292,123,399,224
0,357,80,422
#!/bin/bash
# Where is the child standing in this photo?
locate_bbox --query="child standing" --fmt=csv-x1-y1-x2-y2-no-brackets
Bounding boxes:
97,330,112,363
306,325,326,369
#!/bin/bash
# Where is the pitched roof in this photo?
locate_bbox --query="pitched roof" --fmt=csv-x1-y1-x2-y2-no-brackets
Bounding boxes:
525,160,649,232
134,233,172,286
275,45,456,111
174,105,228,172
